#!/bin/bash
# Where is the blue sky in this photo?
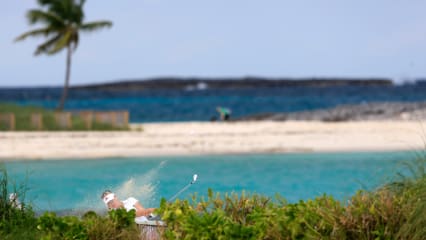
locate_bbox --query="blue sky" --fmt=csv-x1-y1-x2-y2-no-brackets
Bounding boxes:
1,0,426,87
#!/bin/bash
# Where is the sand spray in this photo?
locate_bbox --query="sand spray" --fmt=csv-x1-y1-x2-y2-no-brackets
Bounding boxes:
75,160,167,213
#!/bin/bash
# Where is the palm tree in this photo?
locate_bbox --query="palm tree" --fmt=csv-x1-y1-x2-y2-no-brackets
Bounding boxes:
15,0,112,110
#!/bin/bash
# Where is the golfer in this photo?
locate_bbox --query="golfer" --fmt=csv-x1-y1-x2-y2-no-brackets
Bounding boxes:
101,190,155,220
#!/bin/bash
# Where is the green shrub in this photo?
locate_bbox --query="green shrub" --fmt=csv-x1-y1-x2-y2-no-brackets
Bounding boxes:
82,209,140,240
36,209,140,240
0,165,39,239
334,189,405,239
37,212,87,240
0,103,129,131
394,156,426,240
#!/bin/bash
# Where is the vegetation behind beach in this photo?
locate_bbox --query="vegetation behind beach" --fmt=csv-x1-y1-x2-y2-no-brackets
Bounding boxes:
0,103,128,131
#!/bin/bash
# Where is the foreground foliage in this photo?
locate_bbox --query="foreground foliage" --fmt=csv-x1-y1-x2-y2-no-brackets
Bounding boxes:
157,157,426,240
1,157,425,239
36,210,139,240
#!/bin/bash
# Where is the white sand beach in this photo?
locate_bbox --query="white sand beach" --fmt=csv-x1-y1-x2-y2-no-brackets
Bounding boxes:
0,121,425,160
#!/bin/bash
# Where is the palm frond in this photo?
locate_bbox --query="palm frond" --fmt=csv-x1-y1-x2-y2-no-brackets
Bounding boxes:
46,0,84,24
73,0,85,23
77,0,86,20
37,0,55,7
79,21,112,32
14,27,54,42
79,0,86,7
34,34,61,56
26,9,65,27
47,30,73,55
51,0,73,19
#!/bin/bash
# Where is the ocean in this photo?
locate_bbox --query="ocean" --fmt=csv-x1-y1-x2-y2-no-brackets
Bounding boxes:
1,85,426,122
3,151,415,213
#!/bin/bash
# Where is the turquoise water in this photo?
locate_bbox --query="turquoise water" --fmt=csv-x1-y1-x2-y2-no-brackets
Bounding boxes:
3,151,414,213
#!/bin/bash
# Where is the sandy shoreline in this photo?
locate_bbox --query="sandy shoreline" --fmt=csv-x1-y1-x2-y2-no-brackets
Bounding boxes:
0,121,425,160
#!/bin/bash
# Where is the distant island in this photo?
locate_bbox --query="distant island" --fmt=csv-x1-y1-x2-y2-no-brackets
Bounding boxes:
72,77,394,91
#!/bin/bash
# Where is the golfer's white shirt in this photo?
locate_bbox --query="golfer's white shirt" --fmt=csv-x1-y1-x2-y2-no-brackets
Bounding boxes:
123,197,149,222
122,197,138,212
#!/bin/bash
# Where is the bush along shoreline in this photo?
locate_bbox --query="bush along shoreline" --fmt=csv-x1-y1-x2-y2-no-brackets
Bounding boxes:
0,103,129,131
1,157,425,239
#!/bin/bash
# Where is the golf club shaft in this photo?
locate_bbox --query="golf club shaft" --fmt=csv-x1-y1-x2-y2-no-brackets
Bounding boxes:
167,182,193,202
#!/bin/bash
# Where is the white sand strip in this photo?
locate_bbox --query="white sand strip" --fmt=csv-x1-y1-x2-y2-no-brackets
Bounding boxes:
0,121,425,160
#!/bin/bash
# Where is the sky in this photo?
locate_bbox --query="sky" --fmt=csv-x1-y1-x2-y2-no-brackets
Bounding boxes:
1,0,426,87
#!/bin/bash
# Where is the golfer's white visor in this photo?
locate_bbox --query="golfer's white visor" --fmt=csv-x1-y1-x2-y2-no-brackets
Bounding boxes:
103,193,115,205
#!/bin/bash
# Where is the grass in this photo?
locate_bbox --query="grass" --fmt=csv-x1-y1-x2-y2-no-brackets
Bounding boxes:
389,153,426,240
0,103,129,131
0,164,40,239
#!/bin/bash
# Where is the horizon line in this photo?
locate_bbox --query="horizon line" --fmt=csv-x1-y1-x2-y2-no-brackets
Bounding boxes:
1,75,411,88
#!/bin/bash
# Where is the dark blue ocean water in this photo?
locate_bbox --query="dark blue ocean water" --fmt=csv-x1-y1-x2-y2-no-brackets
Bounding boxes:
1,85,426,122
3,152,414,212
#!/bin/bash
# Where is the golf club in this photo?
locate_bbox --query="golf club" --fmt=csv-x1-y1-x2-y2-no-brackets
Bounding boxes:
146,174,198,221
167,174,198,203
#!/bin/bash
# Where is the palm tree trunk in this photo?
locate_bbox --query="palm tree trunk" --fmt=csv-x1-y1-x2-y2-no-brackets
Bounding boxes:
57,45,72,111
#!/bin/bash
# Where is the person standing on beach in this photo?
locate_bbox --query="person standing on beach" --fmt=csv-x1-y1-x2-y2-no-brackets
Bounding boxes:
216,106,231,121
101,190,155,220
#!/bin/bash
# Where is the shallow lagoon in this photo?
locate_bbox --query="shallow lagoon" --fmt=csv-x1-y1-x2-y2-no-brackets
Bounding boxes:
3,151,415,213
